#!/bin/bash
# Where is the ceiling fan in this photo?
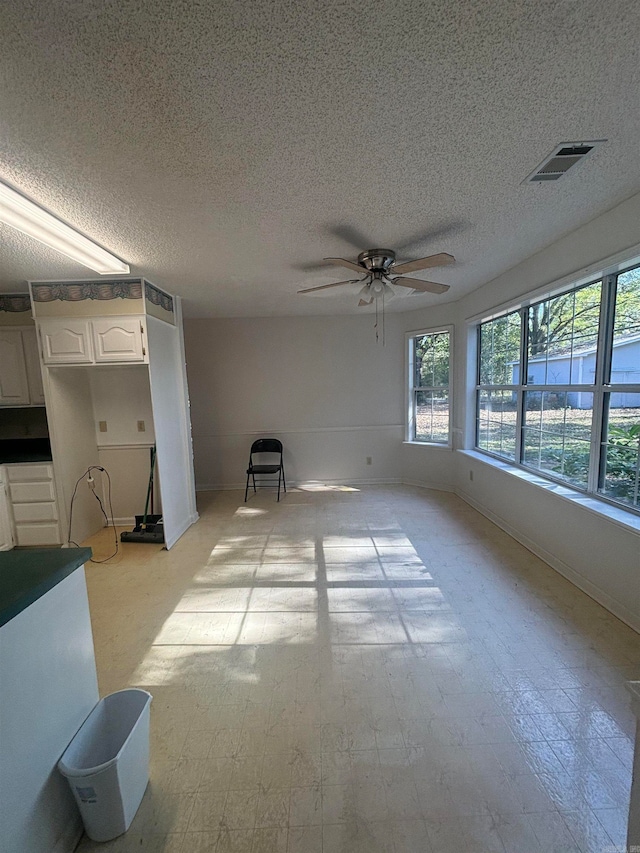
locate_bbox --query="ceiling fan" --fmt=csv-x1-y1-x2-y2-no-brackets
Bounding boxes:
297,248,454,307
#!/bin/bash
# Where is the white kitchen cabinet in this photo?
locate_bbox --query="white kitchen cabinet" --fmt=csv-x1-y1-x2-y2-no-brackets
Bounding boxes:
39,318,93,364
0,328,44,407
92,317,146,362
38,316,146,366
22,328,46,404
0,468,14,551
0,330,30,405
5,463,61,546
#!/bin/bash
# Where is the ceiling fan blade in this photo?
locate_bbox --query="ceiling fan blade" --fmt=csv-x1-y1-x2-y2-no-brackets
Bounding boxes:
297,279,361,294
391,253,455,275
358,297,374,307
392,277,450,294
323,257,365,274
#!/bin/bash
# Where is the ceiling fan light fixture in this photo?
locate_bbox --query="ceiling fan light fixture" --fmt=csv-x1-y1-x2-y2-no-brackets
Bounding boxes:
0,180,130,275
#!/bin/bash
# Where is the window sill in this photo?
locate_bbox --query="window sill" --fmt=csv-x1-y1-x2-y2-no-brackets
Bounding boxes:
459,449,640,536
403,441,452,450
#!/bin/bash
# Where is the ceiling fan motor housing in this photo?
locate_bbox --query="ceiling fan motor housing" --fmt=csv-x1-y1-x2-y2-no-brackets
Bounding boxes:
357,249,396,272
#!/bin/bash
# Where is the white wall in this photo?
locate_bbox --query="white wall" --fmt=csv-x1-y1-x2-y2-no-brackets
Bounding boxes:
96,447,158,524
45,367,103,545
88,366,157,523
184,191,640,631
456,451,640,631
444,190,640,633
184,313,406,489
44,365,157,536
89,366,155,447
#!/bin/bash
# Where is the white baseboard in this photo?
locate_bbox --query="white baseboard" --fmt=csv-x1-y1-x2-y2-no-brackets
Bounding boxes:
456,486,640,636
196,477,402,492
402,478,455,493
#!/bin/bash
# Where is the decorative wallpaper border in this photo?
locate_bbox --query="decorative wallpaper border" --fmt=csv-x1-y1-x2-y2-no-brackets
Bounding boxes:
31,280,143,303
144,281,173,314
0,293,31,313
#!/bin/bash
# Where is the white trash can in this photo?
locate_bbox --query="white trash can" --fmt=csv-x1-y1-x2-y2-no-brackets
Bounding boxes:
58,688,152,842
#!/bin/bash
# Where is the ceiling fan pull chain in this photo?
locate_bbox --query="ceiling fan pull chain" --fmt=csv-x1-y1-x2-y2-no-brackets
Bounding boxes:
374,297,379,343
382,290,386,346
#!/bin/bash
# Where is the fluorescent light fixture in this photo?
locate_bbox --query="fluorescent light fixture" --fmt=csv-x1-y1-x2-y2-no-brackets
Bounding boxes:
0,180,129,275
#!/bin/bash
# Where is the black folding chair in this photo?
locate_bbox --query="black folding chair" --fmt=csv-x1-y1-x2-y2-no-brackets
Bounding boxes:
244,438,286,501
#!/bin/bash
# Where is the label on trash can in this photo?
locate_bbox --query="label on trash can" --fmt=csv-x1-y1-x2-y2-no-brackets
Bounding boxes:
75,786,97,803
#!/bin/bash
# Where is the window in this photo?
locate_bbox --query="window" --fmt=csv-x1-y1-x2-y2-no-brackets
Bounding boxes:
476,263,640,513
477,311,520,460
407,328,451,444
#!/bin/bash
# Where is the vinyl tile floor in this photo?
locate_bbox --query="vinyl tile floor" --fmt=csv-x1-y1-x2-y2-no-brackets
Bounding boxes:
76,485,640,852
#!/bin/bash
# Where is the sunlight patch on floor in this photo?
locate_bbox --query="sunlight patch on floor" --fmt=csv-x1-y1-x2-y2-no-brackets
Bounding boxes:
79,487,640,852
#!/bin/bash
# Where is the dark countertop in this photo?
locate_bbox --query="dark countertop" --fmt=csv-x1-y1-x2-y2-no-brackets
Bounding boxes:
0,548,92,628
0,438,52,464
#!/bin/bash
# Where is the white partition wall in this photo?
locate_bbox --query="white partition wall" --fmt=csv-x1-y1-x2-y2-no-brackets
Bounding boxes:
29,279,197,550
146,303,198,548
0,567,99,853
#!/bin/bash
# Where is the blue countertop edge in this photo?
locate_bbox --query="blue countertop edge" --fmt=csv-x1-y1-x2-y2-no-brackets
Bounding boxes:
0,548,92,629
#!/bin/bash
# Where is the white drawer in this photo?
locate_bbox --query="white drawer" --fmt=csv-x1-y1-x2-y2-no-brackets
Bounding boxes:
9,480,56,503
14,522,61,546
12,502,58,523
6,464,53,483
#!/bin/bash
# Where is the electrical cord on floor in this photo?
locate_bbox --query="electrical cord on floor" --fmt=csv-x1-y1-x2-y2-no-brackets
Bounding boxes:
67,466,119,563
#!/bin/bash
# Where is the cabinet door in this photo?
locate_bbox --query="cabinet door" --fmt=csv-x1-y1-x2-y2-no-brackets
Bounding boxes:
14,523,61,546
40,319,93,364
0,476,14,550
92,317,145,363
0,330,30,405
6,464,61,546
21,328,46,404
6,464,54,482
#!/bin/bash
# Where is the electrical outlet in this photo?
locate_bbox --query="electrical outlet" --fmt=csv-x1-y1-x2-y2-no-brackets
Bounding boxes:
99,421,107,432
137,420,146,432
469,470,474,481
366,457,372,465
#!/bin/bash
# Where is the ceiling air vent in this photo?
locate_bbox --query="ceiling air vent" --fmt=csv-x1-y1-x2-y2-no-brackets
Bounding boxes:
524,140,606,184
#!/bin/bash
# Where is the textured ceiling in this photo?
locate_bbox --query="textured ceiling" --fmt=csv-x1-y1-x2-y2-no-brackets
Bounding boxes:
0,0,639,317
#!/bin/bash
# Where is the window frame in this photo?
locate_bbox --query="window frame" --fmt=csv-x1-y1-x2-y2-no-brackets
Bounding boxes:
474,262,640,516
406,325,453,447
475,308,524,462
